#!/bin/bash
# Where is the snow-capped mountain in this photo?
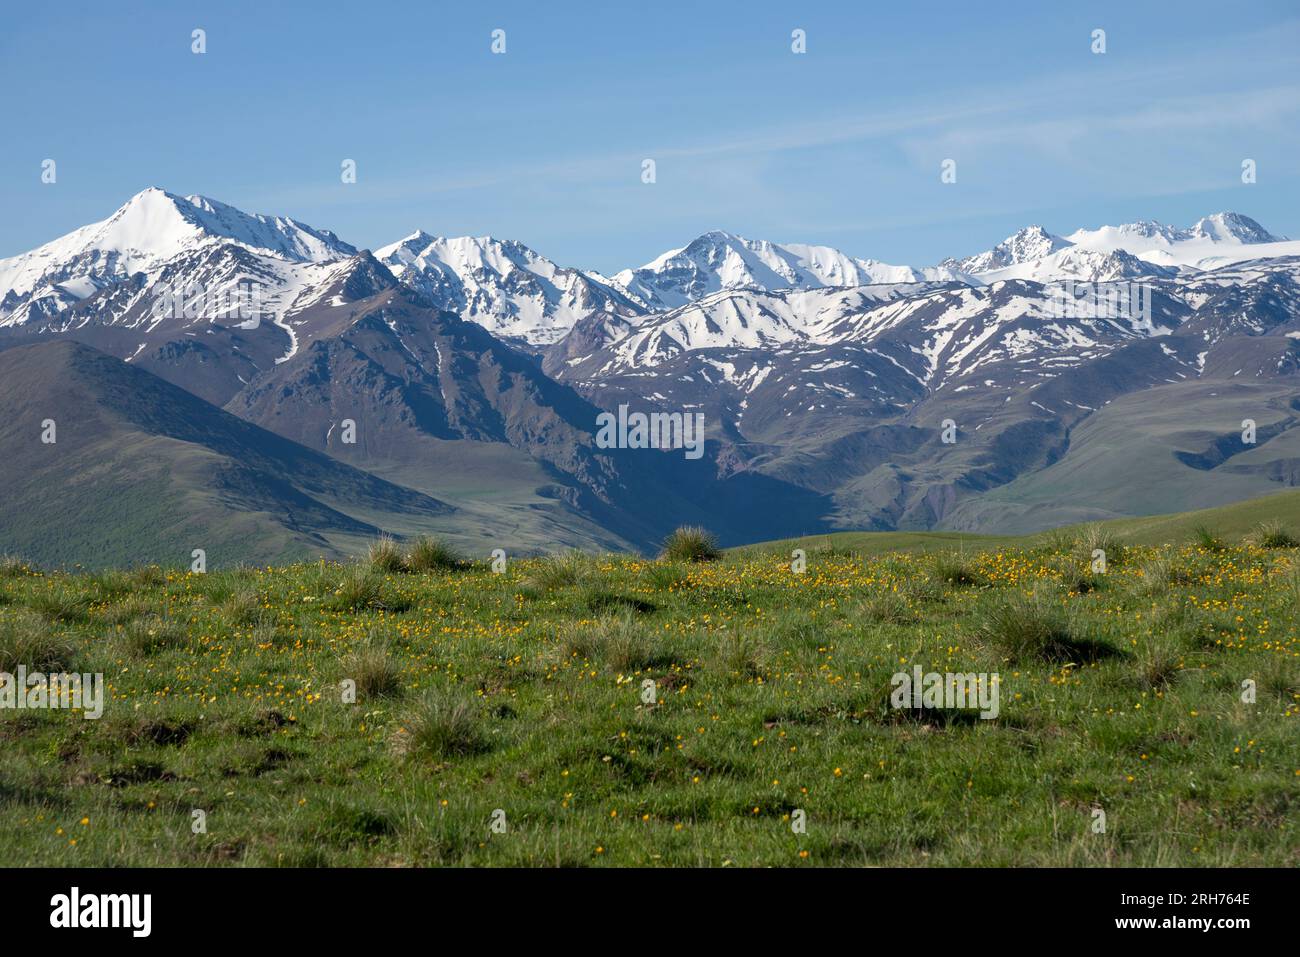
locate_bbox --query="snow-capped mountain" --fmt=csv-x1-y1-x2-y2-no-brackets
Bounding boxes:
945,213,1299,285
940,225,1072,275
556,276,1185,408
374,232,643,346
1069,212,1284,251
579,283,941,369
554,252,1300,422
610,230,967,311
4,189,1300,549
960,245,1181,285
1064,212,1298,271
0,187,354,326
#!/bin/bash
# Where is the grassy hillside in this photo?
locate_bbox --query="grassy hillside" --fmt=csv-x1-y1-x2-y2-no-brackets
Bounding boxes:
943,379,1300,534
741,489,1300,558
1,511,1296,867
0,341,454,570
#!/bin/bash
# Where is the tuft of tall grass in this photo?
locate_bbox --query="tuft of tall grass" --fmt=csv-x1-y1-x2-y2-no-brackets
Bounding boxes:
339,637,403,699
391,689,486,760
975,590,1115,663
0,609,74,672
858,589,917,624
1139,554,1200,592
221,587,270,627
367,536,405,573
642,562,693,591
523,551,593,590
129,565,167,588
929,552,987,588
100,595,153,627
558,614,665,670
1074,523,1128,567
598,616,659,671
712,630,770,680
0,555,32,578
1191,524,1226,552
660,526,721,564
1253,654,1300,700
327,567,386,612
1134,634,1185,690
403,535,461,573
119,615,189,656
1249,520,1299,549
28,588,91,623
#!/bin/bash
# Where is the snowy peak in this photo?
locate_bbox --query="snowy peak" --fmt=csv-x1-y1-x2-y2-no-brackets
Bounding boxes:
948,213,1295,283
0,188,355,323
180,192,356,261
64,187,352,268
325,250,401,303
612,231,943,311
942,225,1071,274
374,232,642,345
1066,211,1285,251
1187,212,1282,245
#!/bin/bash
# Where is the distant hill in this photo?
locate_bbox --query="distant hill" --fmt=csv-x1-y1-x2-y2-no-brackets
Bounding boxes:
733,488,1300,557
0,340,451,569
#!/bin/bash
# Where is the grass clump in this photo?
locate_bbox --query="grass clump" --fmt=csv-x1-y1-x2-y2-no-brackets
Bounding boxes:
660,526,721,564
712,630,770,680
858,589,917,624
120,615,189,656
0,555,33,579
929,552,987,588
339,637,403,700
1074,523,1128,567
367,536,406,573
559,614,662,670
975,591,1114,664
0,610,74,672
368,534,462,574
1139,554,1201,592
1059,566,1108,595
391,689,486,760
28,588,91,623
403,535,461,573
221,587,271,627
1191,524,1226,552
1249,520,1299,549
523,551,593,591
642,562,693,591
597,616,660,671
129,565,167,588
327,567,386,612
1133,634,1185,690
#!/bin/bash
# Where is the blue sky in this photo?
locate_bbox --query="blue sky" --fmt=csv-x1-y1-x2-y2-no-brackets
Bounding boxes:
3,1,1299,273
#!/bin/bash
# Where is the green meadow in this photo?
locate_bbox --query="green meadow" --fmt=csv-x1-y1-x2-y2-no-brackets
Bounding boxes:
1,496,1297,866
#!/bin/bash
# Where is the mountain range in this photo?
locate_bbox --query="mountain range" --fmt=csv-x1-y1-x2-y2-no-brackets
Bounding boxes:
2,187,1298,566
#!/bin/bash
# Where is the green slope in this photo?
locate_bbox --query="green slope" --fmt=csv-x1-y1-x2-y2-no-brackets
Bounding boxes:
735,488,1300,557
941,378,1300,534
0,341,452,570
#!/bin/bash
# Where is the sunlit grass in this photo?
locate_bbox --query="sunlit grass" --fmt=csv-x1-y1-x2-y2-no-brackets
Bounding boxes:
0,537,1295,867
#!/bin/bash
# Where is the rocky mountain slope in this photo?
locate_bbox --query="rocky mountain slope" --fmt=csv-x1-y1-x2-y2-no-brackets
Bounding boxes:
3,189,1299,563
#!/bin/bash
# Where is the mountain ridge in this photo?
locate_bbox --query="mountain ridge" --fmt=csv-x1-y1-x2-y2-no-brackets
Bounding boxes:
4,190,1300,564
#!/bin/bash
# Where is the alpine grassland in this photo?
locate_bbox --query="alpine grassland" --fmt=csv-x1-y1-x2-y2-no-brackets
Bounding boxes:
0,509,1296,867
